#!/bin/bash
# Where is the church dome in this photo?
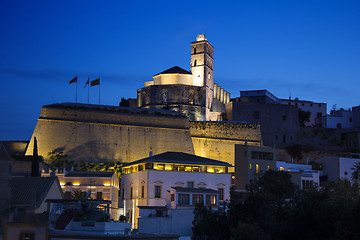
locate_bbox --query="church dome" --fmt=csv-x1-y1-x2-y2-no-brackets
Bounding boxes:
196,34,207,42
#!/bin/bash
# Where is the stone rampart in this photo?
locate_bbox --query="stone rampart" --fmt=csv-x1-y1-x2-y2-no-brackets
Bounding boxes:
190,122,262,166
26,103,194,163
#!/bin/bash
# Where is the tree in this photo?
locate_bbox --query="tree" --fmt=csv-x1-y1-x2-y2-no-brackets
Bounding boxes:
31,137,40,176
119,97,130,107
71,190,85,200
351,162,360,182
47,151,75,170
298,109,311,127
192,204,230,240
286,144,303,162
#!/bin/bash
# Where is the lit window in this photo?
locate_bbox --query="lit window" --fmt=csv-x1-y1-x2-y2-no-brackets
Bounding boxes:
192,166,200,172
193,194,204,205
280,167,285,171
20,232,34,240
206,195,217,205
256,164,260,174
156,164,165,170
267,165,271,171
249,164,253,170
155,186,161,198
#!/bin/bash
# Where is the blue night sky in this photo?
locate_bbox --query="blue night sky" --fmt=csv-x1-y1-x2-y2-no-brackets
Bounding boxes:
1,0,359,140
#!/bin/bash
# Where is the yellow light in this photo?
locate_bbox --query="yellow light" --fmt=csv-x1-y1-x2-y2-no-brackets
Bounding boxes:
104,183,111,186
280,167,285,171
256,164,260,174
232,176,235,179
60,183,65,186
73,183,80,186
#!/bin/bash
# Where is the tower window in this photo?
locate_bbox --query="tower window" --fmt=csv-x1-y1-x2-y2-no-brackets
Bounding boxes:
194,60,197,66
189,91,194,105
194,47,197,54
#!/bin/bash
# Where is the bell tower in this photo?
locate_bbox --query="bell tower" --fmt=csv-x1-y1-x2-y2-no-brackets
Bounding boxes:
190,34,214,119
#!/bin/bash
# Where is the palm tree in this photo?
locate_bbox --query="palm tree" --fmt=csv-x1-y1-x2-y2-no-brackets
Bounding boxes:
351,162,360,181
71,190,85,200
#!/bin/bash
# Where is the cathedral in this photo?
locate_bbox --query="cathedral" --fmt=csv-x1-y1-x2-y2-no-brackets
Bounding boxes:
25,34,262,165
137,34,230,121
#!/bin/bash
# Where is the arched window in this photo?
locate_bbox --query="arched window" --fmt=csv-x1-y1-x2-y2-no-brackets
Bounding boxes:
194,60,197,66
162,91,167,105
189,91,194,105
194,47,197,54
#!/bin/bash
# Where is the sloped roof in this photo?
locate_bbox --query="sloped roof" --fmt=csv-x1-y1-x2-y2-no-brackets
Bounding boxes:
122,152,232,168
11,176,59,208
171,187,219,194
0,143,13,161
65,171,115,178
153,66,192,77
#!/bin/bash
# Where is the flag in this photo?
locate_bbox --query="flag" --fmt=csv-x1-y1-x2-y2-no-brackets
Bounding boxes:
91,78,100,87
84,78,89,88
69,76,78,84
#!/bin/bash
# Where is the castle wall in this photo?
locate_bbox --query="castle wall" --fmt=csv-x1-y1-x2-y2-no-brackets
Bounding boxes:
138,85,207,121
25,104,195,163
153,74,196,86
189,122,262,167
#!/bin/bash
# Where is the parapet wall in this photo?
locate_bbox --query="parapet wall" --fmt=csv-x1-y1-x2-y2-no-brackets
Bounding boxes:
190,122,262,166
26,103,194,163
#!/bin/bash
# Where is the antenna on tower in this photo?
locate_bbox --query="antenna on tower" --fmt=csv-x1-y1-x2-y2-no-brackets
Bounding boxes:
288,88,291,100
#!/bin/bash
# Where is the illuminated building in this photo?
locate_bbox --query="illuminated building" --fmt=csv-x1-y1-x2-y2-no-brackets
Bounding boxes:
41,170,120,220
137,34,230,121
120,151,232,229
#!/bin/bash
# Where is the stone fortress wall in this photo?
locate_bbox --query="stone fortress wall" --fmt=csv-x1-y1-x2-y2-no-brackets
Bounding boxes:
25,103,195,163
25,104,262,168
190,122,262,166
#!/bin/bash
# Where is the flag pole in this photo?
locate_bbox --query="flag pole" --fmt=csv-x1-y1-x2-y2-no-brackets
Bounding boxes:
88,78,90,104
76,81,78,104
99,82,100,105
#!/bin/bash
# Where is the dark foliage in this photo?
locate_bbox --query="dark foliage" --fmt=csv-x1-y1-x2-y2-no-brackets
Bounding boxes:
192,170,360,240
299,109,311,127
31,137,40,176
286,144,303,162
119,97,130,107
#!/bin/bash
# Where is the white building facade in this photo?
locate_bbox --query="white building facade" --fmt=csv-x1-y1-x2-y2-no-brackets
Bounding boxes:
120,152,232,229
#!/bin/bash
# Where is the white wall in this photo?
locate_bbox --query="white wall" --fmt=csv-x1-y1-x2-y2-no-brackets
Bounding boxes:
121,169,231,228
339,157,360,180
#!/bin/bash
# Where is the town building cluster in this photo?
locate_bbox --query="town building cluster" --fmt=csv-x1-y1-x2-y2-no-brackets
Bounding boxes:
1,34,360,239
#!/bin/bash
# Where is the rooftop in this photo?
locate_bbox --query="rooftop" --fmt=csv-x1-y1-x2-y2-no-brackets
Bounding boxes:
122,152,232,168
171,187,219,194
44,103,185,117
64,171,115,178
11,176,60,208
153,66,192,77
